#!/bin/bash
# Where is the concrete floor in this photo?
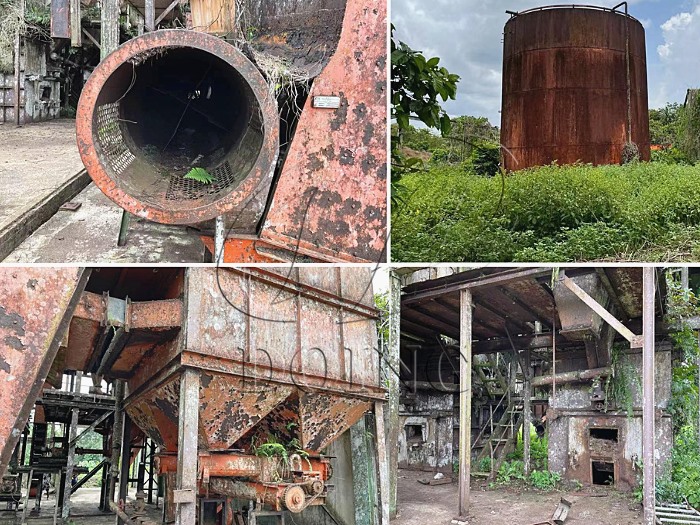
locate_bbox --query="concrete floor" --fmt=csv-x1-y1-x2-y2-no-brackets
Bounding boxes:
0,119,208,263
393,469,643,525
0,488,157,525
0,120,84,234
5,184,207,263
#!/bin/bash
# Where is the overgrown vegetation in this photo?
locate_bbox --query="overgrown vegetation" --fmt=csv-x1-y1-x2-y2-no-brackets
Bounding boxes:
392,162,700,262
605,346,640,416
491,425,560,491
654,272,700,508
391,96,700,262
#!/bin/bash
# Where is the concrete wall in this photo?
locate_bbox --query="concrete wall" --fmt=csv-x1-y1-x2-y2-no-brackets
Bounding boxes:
547,346,673,491
397,390,454,473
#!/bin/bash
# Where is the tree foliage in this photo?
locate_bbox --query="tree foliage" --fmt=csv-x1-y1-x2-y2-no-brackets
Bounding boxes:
390,24,459,198
680,92,700,163
649,102,683,146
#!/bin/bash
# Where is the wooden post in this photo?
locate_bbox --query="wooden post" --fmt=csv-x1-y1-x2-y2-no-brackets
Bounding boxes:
117,416,132,525
69,0,81,46
62,372,82,520
523,348,531,477
642,267,656,525
387,270,401,518
176,369,199,525
13,0,23,127
374,402,390,525
108,381,125,504
100,0,120,60
457,289,472,520
145,0,155,32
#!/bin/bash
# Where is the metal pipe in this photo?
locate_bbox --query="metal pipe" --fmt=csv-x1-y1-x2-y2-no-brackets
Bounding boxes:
531,367,612,387
642,267,655,525
457,289,472,519
76,30,279,227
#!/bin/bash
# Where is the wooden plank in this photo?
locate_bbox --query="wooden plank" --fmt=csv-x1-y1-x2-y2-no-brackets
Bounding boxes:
155,0,180,26
100,0,120,59
70,0,81,47
190,0,236,35
457,289,472,520
145,0,155,31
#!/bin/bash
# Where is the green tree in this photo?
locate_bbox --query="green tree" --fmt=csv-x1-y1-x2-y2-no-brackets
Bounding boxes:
649,102,683,146
446,116,499,162
391,24,459,200
680,92,700,162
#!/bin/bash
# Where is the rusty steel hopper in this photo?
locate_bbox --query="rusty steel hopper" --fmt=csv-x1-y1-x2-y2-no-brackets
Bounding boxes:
117,268,384,514
76,30,279,227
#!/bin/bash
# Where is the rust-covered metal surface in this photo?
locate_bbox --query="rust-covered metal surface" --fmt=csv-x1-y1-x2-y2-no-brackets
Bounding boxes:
500,5,650,171
76,29,279,227
257,0,387,263
120,267,383,513
0,267,88,477
124,267,383,444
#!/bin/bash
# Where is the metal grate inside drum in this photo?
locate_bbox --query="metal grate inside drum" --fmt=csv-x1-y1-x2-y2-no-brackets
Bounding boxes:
95,102,135,176
165,161,239,201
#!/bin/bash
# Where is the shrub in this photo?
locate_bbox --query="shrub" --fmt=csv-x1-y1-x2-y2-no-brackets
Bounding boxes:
391,161,700,262
530,470,561,491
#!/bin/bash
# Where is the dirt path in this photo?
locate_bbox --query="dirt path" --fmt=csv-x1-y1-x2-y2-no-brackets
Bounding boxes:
394,469,643,525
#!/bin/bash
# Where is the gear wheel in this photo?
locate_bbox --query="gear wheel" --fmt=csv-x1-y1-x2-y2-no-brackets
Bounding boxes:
283,485,307,513
310,480,324,496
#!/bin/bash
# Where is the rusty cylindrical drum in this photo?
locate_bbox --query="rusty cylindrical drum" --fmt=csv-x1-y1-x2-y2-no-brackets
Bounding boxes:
76,30,279,225
500,5,650,172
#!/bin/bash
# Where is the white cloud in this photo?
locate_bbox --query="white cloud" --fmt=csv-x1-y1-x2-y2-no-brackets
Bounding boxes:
656,2,700,105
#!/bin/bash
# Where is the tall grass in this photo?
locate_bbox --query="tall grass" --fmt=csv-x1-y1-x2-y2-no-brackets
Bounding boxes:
391,162,700,262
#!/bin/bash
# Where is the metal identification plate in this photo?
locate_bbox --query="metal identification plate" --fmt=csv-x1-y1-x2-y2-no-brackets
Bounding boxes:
312,96,341,109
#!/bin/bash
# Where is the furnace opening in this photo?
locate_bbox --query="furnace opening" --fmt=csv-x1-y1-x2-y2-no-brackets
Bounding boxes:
405,424,425,443
591,460,615,485
93,46,266,207
590,428,619,442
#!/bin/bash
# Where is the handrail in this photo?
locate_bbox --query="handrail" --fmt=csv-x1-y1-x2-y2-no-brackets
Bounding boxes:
507,4,639,23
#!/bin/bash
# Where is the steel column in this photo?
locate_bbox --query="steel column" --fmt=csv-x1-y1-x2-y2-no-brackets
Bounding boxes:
642,267,655,525
176,369,200,525
457,289,472,520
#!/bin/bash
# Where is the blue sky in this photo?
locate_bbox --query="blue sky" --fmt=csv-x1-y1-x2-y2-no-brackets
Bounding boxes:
393,0,700,125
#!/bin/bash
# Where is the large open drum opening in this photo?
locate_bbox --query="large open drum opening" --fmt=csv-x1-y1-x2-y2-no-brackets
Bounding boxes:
77,30,278,225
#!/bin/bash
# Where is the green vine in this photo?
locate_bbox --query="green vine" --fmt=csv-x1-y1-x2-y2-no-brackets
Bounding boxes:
604,345,640,417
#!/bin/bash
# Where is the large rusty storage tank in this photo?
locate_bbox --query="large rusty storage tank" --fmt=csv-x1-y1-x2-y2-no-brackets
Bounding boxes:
500,4,650,172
